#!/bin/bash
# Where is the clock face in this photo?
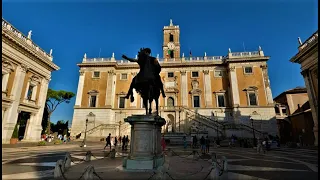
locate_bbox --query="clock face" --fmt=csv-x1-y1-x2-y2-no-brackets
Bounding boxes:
167,42,175,50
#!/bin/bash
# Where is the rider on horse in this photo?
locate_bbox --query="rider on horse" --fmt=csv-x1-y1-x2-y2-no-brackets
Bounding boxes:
122,48,166,102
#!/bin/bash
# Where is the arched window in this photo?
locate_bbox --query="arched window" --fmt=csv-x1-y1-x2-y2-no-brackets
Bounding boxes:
169,33,174,42
167,97,174,107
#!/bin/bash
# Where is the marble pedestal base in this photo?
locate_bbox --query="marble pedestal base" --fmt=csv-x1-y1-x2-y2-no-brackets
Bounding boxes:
123,115,166,170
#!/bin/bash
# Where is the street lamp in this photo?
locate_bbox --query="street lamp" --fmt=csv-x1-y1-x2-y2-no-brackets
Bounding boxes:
82,112,95,148
250,117,256,147
82,119,89,147
178,107,181,132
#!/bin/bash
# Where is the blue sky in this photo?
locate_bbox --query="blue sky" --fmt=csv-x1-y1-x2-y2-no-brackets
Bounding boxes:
3,0,318,124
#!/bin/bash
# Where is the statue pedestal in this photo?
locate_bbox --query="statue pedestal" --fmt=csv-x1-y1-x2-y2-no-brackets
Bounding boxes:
123,115,166,170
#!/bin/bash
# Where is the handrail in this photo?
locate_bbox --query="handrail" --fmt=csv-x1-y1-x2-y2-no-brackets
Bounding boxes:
186,114,224,135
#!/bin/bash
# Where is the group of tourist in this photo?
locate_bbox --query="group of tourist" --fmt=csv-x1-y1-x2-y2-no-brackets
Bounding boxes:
104,133,130,151
41,134,70,143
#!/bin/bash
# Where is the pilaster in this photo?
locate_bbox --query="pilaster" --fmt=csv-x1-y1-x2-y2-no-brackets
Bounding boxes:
2,65,27,143
228,66,240,106
302,70,318,146
261,65,274,105
105,70,115,108
203,70,212,107
75,70,85,106
180,70,188,107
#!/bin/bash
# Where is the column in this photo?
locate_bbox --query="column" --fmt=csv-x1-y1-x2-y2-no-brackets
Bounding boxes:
203,70,212,107
75,70,85,106
180,70,188,107
2,65,27,143
261,65,274,105
229,66,240,106
302,70,318,146
111,72,117,108
27,78,50,141
2,73,9,92
105,70,115,107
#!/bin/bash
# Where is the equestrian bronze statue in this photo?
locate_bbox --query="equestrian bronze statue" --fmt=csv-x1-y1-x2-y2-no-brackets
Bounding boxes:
122,48,165,115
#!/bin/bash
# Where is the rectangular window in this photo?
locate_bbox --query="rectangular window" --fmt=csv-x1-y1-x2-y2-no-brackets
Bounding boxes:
275,107,280,114
214,70,224,77
27,85,34,100
93,71,100,78
121,73,127,80
248,92,257,106
191,71,199,78
168,72,174,78
217,95,225,107
89,95,97,107
119,97,125,108
244,67,253,74
282,108,287,115
193,96,200,108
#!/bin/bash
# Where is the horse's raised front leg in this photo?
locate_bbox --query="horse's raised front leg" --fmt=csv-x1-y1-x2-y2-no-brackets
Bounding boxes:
149,100,152,114
143,97,148,115
155,98,159,116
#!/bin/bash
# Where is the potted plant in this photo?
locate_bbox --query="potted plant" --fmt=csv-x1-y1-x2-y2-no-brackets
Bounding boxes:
10,124,19,144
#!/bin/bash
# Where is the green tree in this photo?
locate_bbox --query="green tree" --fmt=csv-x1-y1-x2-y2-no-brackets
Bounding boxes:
45,89,75,134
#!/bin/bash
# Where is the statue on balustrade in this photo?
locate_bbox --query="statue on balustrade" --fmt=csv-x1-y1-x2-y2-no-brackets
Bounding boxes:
122,48,166,115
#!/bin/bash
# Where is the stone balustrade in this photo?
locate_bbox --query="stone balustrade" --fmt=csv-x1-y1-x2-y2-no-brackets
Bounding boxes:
299,31,318,51
2,18,53,61
82,50,263,64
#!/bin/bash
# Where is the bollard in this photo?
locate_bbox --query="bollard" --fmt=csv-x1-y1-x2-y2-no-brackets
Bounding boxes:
54,159,65,178
109,149,116,159
210,161,220,180
192,150,198,161
85,151,92,162
221,156,228,172
83,165,95,180
211,152,217,163
167,148,172,156
64,152,72,169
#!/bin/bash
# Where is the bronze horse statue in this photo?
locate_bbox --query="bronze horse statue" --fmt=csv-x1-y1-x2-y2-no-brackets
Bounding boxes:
122,48,163,115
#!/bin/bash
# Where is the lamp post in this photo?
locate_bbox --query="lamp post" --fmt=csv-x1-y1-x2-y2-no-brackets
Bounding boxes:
82,112,95,148
82,119,88,147
250,117,256,147
178,107,181,132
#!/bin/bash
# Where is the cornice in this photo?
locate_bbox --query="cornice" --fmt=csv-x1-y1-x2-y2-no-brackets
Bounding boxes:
2,30,59,71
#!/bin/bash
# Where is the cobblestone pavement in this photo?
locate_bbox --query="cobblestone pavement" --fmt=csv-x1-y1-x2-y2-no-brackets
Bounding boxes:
3,145,317,180
2,141,118,180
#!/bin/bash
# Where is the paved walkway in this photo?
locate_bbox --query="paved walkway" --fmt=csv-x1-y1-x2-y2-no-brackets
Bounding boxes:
60,147,318,180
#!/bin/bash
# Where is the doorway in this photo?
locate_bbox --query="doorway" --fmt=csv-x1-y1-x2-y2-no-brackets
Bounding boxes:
17,111,31,141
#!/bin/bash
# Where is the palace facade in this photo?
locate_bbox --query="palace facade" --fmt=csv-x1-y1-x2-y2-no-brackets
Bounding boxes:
71,20,277,140
2,18,59,143
290,31,318,146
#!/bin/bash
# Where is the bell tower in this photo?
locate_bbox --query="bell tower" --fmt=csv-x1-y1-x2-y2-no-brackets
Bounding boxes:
163,19,180,60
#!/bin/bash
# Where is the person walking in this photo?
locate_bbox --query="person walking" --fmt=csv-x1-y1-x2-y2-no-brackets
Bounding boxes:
122,135,126,151
205,136,210,153
183,136,187,149
200,136,206,154
114,136,118,147
104,133,112,151
161,135,166,151
119,136,122,146
125,135,129,150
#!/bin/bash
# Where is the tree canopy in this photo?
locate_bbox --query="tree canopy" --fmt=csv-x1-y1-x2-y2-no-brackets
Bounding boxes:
44,89,75,134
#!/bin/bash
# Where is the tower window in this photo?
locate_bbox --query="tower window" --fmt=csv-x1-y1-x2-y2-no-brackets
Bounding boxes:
170,50,174,58
169,33,174,42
